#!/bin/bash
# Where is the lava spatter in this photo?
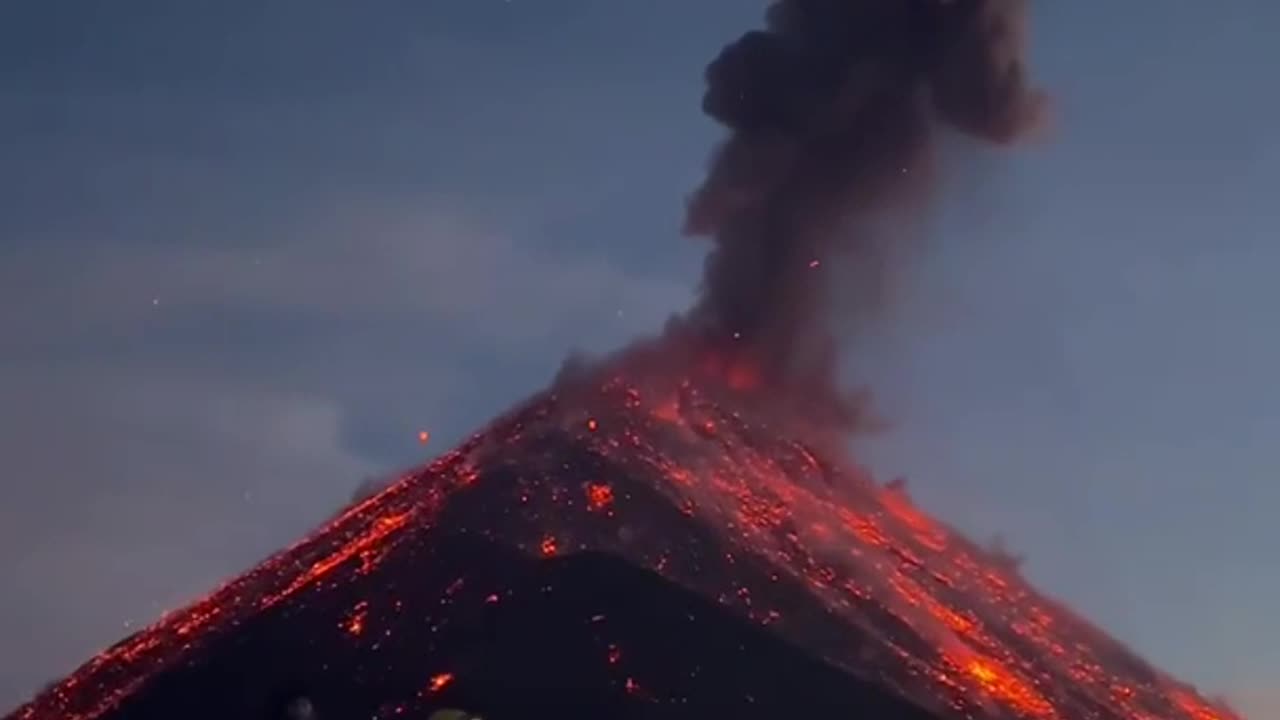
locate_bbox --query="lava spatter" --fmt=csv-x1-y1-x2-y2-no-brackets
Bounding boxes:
8,366,1235,720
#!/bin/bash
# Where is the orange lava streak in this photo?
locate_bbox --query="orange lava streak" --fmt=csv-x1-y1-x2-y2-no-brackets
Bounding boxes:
1170,689,1226,720
263,509,416,608
343,600,370,637
965,658,1056,719
172,605,221,637
426,672,454,693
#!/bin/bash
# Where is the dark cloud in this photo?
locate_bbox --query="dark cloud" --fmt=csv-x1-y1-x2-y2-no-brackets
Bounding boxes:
683,0,1046,409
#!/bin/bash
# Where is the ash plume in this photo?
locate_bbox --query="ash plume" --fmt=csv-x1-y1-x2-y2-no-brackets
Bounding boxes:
682,0,1047,406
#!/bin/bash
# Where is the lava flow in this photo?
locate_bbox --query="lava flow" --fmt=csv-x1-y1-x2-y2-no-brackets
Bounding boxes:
6,360,1238,720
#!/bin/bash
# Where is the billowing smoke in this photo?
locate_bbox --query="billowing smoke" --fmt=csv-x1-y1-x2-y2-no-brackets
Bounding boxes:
682,0,1046,413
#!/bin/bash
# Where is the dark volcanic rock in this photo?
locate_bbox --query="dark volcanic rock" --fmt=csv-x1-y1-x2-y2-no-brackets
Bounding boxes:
6,371,1236,720
79,533,938,720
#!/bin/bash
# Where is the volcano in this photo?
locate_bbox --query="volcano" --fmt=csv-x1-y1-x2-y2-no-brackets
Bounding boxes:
6,358,1237,720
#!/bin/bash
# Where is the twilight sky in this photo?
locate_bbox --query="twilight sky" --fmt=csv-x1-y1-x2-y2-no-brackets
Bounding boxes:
1,2,1276,717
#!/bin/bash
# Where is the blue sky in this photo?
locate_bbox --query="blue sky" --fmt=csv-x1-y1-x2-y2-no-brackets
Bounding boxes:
1,2,1275,716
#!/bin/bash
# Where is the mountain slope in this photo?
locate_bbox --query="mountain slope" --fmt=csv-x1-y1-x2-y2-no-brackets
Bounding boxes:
34,531,944,720
7,364,1237,720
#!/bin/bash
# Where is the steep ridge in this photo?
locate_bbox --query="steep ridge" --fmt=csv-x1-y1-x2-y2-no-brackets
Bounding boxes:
7,364,1237,720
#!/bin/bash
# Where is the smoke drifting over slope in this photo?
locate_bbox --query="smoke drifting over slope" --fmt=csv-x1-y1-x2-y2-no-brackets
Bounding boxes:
683,0,1046,405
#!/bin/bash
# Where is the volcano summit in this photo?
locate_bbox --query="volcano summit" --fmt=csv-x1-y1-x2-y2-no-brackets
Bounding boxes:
7,360,1237,720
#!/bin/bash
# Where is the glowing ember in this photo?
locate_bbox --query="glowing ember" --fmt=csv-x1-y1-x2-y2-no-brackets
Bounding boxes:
343,600,370,637
539,536,558,557
418,430,431,444
426,673,454,694
585,483,615,513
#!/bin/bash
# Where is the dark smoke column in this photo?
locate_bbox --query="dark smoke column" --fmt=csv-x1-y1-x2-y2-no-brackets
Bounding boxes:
684,0,1046,401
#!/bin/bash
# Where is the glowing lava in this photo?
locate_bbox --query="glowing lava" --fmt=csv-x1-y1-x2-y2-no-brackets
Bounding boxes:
585,483,615,513
426,673,454,694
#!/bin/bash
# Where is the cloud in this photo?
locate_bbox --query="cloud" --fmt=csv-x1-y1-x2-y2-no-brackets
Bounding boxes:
0,367,376,708
2,196,689,352
0,59,697,710
0,187,689,711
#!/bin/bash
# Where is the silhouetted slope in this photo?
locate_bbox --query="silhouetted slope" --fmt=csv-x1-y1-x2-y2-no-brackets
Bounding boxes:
7,366,1238,720
80,533,937,720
